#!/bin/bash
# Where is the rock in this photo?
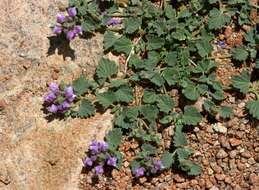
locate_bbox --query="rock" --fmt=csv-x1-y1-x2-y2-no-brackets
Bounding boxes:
212,123,227,134
215,174,225,181
206,180,214,189
208,168,214,175
229,138,242,147
139,177,147,184
229,150,237,158
173,174,185,183
224,176,232,184
216,149,228,159
209,186,219,190
0,99,7,110
241,151,251,158
123,161,129,168
249,173,259,185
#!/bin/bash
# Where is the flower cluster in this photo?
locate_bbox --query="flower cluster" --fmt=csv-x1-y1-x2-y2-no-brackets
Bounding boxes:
133,158,164,178
43,82,76,113
83,141,118,175
53,7,82,40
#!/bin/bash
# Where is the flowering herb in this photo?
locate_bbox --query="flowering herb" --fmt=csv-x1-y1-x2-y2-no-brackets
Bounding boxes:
43,83,76,114
83,139,123,176
52,7,82,40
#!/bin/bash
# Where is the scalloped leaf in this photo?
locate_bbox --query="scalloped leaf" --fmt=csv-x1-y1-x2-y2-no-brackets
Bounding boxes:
232,70,250,94
78,99,95,118
96,58,118,84
182,106,202,125
246,100,259,120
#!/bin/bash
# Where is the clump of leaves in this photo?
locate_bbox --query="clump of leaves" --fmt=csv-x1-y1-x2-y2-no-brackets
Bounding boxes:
46,0,257,181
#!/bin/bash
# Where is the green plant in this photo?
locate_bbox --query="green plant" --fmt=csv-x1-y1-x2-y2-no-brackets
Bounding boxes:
47,0,257,179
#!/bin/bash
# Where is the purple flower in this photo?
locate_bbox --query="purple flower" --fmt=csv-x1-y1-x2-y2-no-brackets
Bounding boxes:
44,92,56,103
57,13,66,23
64,86,75,98
98,142,108,152
53,25,62,35
134,167,145,177
106,18,121,26
153,160,163,171
67,7,77,17
218,40,226,48
49,82,59,94
48,104,58,113
95,165,104,174
83,157,93,167
66,30,75,41
73,25,82,34
107,157,117,167
61,101,70,109
90,156,97,161
89,141,100,154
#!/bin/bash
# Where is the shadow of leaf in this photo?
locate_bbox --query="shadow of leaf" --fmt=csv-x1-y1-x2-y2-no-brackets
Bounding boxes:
47,35,75,60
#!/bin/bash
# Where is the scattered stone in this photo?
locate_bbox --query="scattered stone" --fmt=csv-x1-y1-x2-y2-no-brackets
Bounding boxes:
212,123,227,134
173,174,185,183
208,168,214,175
241,151,251,158
139,177,147,184
229,150,237,158
238,102,245,108
215,174,225,181
249,173,259,185
229,138,242,147
210,186,219,190
216,149,228,159
224,176,232,184
0,99,7,111
123,161,129,168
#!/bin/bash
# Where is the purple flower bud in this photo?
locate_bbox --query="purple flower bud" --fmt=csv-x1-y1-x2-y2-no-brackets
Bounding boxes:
89,141,99,154
153,160,163,172
83,157,93,167
64,86,75,98
73,25,82,34
66,30,75,41
67,94,76,102
90,156,97,161
53,25,62,35
57,13,66,23
217,40,226,48
134,167,145,177
62,101,70,109
95,165,104,174
107,157,117,167
67,7,77,17
106,18,121,26
44,92,56,103
48,104,58,113
98,142,108,152
49,82,59,94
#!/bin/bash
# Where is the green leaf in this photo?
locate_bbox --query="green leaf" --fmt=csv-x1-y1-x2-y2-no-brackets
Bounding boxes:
246,100,259,120
104,31,118,50
219,106,233,119
195,40,213,57
143,89,158,104
231,47,249,61
208,8,231,30
232,70,250,94
162,68,178,86
72,75,91,96
115,85,134,103
96,58,118,84
183,84,200,101
114,151,123,169
113,36,133,55
78,99,95,118
96,91,116,109
146,35,165,50
176,148,193,160
161,151,174,169
141,144,156,155
182,106,202,125
124,17,142,34
105,128,122,150
81,16,97,32
173,125,188,147
164,51,177,66
140,105,159,122
179,159,202,176
156,95,174,113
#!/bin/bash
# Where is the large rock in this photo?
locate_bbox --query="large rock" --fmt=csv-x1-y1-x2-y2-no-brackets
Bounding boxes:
0,0,110,189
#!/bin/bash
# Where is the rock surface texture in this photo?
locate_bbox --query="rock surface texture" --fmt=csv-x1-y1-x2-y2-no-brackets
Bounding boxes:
0,0,111,189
